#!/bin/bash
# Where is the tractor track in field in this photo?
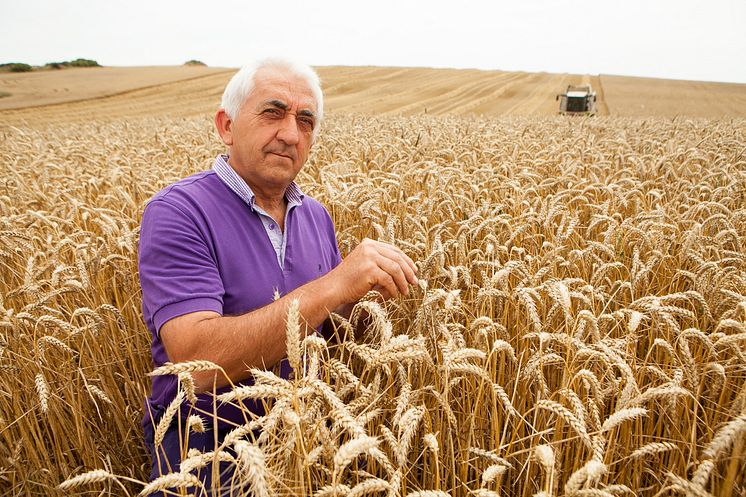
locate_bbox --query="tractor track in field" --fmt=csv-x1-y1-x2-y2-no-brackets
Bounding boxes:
591,75,610,115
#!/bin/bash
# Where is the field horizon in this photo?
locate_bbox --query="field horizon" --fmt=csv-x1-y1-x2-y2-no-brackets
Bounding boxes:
1,64,746,124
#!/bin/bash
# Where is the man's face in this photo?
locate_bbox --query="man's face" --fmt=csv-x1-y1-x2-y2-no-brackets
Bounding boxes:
222,67,318,194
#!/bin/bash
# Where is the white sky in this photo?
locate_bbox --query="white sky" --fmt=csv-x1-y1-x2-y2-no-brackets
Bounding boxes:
2,0,745,83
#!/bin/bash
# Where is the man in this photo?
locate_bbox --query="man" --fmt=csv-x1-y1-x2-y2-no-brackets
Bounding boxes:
138,58,417,491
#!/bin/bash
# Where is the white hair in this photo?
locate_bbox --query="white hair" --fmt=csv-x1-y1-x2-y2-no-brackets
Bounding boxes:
220,58,324,139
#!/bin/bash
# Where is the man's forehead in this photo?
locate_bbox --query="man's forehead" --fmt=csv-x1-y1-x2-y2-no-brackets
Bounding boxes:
251,68,317,111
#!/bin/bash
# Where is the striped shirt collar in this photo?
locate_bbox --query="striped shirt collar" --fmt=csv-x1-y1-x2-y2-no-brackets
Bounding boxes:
212,154,304,210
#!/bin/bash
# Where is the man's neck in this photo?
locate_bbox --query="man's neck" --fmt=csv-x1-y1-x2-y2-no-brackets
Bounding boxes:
253,193,287,215
242,169,282,199
251,186,288,231
226,159,288,217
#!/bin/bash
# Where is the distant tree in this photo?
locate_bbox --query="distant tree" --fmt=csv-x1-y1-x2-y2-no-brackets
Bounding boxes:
0,91,11,99
68,58,100,67
184,60,207,66
42,59,99,70
1,60,100,73
3,63,33,72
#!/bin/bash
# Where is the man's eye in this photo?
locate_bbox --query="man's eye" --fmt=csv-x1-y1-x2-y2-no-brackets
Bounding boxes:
263,108,282,116
299,118,314,128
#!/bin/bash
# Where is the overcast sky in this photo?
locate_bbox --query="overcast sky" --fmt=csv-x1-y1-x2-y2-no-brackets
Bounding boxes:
2,0,745,83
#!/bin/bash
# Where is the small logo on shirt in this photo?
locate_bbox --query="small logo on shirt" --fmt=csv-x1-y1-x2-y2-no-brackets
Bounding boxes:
318,264,322,272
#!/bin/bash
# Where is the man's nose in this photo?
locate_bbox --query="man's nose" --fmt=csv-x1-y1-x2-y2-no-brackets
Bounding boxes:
277,115,300,145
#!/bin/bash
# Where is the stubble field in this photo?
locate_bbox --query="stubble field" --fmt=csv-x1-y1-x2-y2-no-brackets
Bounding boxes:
3,65,746,121
0,67,745,497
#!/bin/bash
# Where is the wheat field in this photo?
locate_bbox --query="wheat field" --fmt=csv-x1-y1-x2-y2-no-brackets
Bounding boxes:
1,74,745,497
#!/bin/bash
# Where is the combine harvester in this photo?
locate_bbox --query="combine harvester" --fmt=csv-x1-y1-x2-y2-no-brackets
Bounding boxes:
556,85,597,115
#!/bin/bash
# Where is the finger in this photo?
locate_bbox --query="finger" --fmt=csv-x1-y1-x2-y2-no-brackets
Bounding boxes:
377,241,418,275
375,244,418,285
376,254,410,296
370,240,414,268
374,268,399,300
399,252,418,284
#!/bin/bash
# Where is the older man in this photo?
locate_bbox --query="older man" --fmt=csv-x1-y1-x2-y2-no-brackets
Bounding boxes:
138,58,417,491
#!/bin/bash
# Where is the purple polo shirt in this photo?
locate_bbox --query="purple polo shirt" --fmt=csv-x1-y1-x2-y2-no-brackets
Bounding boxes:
138,156,341,429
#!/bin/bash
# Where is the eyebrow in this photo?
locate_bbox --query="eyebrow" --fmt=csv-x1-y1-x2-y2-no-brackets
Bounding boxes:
262,99,316,119
265,99,288,111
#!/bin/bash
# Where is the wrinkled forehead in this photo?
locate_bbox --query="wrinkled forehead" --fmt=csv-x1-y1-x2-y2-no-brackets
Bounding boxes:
250,67,318,113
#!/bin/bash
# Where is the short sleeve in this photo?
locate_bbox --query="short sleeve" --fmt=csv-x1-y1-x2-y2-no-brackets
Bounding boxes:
138,199,225,335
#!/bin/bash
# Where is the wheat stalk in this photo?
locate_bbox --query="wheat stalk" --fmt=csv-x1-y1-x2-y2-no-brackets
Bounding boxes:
334,435,379,472
138,472,202,496
149,360,220,376
235,441,271,497
58,469,115,489
286,298,302,373
35,373,49,414
631,441,677,459
153,390,184,447
536,399,592,449
601,407,647,432
701,414,746,460
347,478,392,497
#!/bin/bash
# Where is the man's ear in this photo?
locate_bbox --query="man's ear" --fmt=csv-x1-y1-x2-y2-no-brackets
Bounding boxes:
215,109,234,146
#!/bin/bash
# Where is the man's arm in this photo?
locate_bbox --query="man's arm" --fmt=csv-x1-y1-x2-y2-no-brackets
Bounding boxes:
161,238,417,391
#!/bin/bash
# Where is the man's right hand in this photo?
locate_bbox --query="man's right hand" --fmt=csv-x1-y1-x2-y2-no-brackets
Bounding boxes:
325,238,419,305
160,238,418,391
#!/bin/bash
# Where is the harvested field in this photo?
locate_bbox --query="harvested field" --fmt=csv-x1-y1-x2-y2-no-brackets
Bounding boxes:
0,66,232,111
1,108,744,496
599,75,746,118
1,66,745,126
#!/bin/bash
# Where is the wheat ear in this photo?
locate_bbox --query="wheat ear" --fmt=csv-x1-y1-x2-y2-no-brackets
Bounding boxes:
58,469,114,489
286,298,302,373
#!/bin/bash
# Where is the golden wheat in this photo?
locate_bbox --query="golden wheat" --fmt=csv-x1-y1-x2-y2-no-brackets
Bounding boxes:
1,114,744,497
